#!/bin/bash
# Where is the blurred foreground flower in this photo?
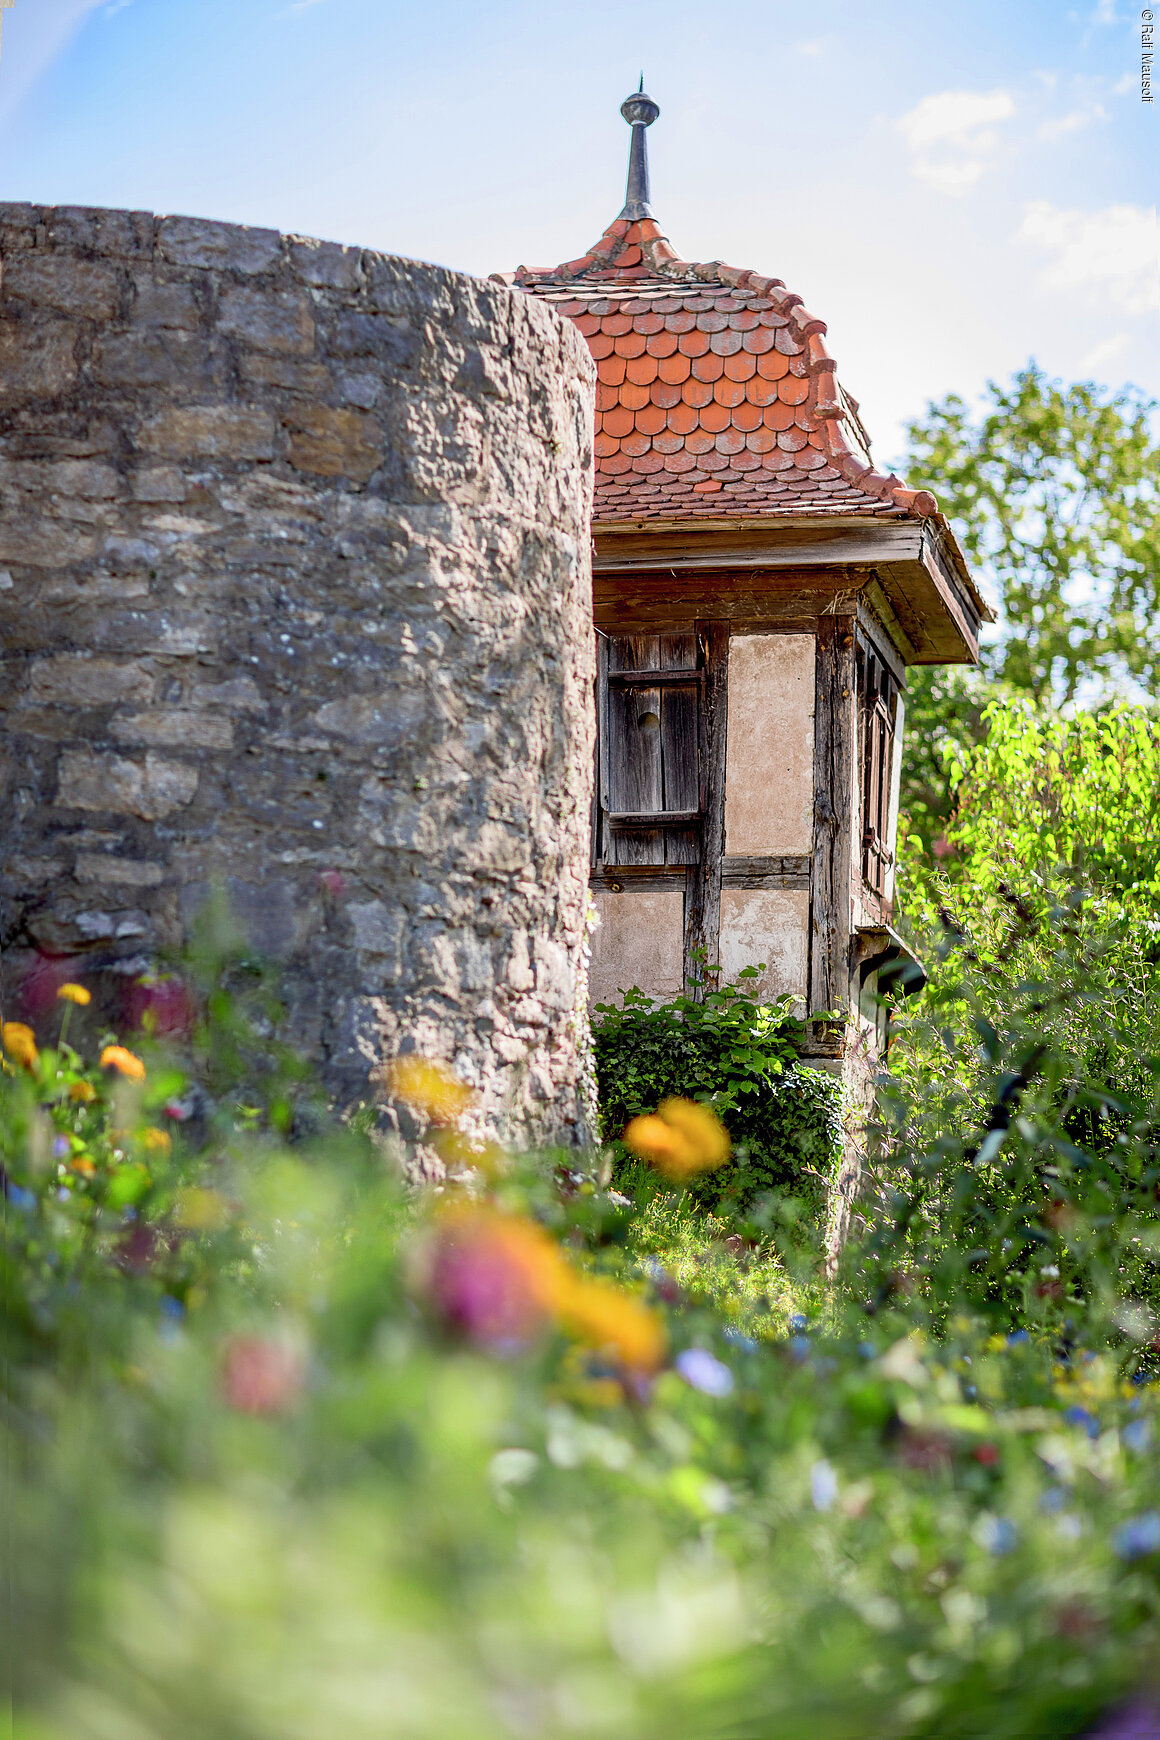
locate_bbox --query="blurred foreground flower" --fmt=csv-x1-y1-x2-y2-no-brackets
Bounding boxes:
623,1097,730,1182
221,1335,305,1416
558,1276,666,1377
386,1056,476,1126
174,1187,229,1230
140,1127,172,1158
420,1205,666,1377
100,1045,146,1083
56,982,91,1006
2,1021,39,1071
423,1205,568,1349
676,1347,734,1397
69,1080,97,1104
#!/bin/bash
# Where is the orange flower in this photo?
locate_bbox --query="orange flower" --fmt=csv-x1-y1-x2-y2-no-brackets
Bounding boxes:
69,1080,98,1104
557,1275,667,1376
100,1045,146,1083
2,1022,39,1071
70,1154,96,1178
623,1097,730,1183
56,983,91,1007
386,1056,475,1125
140,1127,173,1158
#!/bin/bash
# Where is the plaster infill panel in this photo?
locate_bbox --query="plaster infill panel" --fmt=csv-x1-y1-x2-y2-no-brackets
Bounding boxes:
724,633,814,855
589,887,684,1007
719,887,809,1004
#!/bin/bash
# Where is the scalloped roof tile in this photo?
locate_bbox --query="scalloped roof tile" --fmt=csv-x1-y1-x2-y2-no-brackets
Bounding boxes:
504,211,941,527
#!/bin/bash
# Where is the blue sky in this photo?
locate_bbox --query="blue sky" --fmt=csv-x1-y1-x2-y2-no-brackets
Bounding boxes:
0,0,1156,463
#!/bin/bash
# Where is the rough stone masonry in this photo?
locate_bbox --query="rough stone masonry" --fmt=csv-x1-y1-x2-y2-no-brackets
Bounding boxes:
0,202,597,1145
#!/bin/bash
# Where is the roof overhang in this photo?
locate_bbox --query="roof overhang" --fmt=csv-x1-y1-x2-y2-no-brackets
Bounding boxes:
591,513,990,665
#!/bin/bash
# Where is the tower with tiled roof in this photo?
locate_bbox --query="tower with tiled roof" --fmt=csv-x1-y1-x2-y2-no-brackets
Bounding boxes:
503,87,989,1122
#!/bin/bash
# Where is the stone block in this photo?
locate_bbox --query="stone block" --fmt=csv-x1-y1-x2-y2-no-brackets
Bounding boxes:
157,215,281,276
110,710,234,750
1,253,122,319
0,518,97,567
137,405,277,462
131,279,200,330
0,321,79,406
43,207,153,257
75,854,165,886
238,354,332,395
287,237,361,290
28,656,155,707
57,747,198,819
218,286,315,356
132,466,187,503
91,331,223,391
190,676,265,712
285,405,380,482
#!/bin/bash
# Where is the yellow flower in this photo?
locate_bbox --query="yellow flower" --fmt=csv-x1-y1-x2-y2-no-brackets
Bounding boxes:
2,1022,39,1071
174,1187,230,1231
386,1056,475,1126
140,1127,172,1157
69,1080,98,1104
100,1045,146,1083
56,983,91,1007
623,1097,730,1182
558,1275,667,1376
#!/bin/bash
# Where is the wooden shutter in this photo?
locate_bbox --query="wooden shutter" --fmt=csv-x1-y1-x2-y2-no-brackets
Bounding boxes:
597,632,702,868
859,646,898,896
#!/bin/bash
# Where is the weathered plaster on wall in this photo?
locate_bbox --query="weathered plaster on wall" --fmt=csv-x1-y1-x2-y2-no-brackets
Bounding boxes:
588,887,684,1007
0,202,597,1145
719,887,809,1003
723,633,815,855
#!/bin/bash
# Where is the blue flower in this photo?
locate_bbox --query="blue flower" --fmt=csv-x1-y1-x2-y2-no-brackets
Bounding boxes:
857,1342,877,1361
790,1336,811,1363
1040,1486,1069,1514
1122,1419,1152,1454
976,1515,1018,1555
1006,1330,1030,1347
790,1313,809,1332
7,1184,36,1212
52,1135,70,1161
723,1327,757,1352
675,1348,735,1397
1113,1512,1160,1561
1064,1405,1100,1439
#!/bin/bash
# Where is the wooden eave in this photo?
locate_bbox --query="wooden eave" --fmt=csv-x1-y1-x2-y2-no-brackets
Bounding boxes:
592,514,990,665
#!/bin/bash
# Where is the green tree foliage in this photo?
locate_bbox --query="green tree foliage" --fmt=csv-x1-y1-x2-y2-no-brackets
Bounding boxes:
899,366,1160,844
875,702,1160,1328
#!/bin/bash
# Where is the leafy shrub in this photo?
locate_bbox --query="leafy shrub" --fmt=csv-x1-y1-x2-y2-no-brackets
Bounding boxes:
592,978,844,1216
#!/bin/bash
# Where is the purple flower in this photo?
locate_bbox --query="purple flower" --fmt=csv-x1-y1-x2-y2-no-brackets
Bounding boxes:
52,1135,70,1161
810,1459,838,1511
676,1348,734,1397
1113,1512,1160,1562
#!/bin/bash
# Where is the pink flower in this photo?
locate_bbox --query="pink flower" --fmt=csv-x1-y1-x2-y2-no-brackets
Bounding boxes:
221,1336,304,1416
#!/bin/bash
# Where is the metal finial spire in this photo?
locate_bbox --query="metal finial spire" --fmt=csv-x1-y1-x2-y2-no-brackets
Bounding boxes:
618,79,660,222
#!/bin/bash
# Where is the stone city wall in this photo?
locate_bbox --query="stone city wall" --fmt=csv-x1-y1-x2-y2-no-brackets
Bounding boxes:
0,202,596,1144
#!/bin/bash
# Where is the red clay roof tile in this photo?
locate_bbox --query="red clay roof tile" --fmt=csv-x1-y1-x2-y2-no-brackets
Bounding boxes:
506,183,949,525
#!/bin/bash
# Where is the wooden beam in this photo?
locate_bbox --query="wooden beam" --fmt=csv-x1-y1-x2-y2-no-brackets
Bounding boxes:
810,614,857,1018
722,854,810,889
684,620,728,996
594,519,925,574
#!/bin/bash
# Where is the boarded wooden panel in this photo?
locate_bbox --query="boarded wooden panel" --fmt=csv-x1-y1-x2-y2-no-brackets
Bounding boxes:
611,827,664,868
660,684,699,812
608,681,663,814
664,827,699,866
810,614,856,1018
683,621,729,995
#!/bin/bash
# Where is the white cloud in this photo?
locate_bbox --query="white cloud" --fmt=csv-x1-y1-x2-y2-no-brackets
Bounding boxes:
1080,333,1129,375
896,88,1016,195
1019,200,1160,314
795,36,834,57
1037,102,1107,140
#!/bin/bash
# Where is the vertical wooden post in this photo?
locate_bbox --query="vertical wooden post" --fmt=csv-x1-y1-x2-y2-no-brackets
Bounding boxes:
810,611,857,1019
684,619,729,995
